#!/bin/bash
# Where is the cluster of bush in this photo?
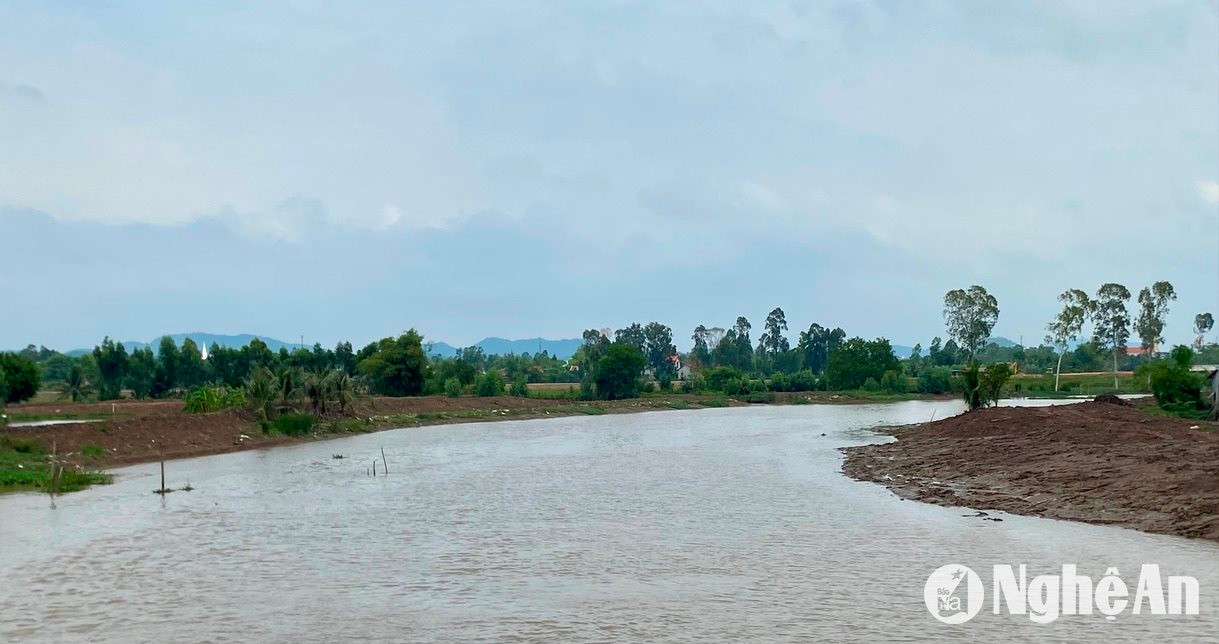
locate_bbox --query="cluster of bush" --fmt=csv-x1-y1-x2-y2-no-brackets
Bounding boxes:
0,353,41,406
1141,347,1212,419
183,385,247,413
441,372,531,398
681,366,916,398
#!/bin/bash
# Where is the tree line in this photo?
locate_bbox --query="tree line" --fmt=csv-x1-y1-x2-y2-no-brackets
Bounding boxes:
1,278,1213,415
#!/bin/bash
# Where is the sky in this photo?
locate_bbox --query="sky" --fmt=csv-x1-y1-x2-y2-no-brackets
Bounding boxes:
1,0,1217,352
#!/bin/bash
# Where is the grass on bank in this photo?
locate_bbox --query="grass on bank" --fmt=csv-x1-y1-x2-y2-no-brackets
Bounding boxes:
1008,372,1149,398
0,436,112,494
2,411,114,423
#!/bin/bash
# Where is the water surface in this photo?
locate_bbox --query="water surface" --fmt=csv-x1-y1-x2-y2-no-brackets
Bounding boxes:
1,400,1215,642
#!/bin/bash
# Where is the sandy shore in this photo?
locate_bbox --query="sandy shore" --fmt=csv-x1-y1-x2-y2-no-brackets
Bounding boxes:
841,398,1219,541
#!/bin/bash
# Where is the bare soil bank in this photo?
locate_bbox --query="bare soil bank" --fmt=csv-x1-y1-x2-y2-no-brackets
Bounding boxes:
2,395,734,469
842,400,1219,541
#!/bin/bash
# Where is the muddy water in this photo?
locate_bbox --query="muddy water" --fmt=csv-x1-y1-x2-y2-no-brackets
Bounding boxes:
1,401,1216,642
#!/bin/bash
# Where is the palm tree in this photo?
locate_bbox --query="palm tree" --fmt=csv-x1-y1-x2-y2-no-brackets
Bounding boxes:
277,366,303,410
60,364,93,402
245,367,277,422
329,370,354,414
304,368,331,415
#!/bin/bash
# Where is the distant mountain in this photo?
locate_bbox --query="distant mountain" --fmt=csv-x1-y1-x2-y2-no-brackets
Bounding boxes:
892,336,1020,359
427,337,583,360
65,333,299,356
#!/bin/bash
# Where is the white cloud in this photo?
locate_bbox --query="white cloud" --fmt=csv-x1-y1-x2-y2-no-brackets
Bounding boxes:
1199,180,1219,206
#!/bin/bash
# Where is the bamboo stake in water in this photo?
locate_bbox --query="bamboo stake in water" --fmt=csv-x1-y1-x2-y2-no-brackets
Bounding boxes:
380,447,388,475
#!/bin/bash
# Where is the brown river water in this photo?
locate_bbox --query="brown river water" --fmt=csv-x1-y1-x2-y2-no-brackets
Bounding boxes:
1,400,1216,642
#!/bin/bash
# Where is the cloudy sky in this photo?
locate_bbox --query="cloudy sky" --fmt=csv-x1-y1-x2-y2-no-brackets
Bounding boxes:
2,0,1216,351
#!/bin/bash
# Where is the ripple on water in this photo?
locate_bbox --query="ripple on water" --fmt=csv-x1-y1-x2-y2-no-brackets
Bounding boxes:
0,402,1216,642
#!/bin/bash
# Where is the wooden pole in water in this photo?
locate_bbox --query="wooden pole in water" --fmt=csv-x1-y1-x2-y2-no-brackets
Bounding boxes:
380,447,388,475
372,460,376,477
159,454,166,493
49,441,57,500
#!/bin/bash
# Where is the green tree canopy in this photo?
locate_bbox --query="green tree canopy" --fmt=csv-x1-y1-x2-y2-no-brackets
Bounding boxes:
796,323,844,374
594,342,645,400
1092,282,1132,388
825,338,899,390
1135,281,1176,356
642,322,676,380
942,285,999,362
0,353,41,403
92,337,129,400
1195,313,1215,351
357,330,430,396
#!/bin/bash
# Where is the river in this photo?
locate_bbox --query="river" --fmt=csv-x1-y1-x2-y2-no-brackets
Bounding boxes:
1,400,1216,642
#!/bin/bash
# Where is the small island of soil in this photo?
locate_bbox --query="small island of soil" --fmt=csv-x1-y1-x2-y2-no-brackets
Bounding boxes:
842,399,1219,541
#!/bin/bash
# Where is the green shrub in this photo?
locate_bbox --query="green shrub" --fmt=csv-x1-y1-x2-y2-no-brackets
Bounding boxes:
721,377,748,396
789,370,816,392
880,370,905,394
861,377,880,392
980,363,1012,405
918,367,951,394
475,371,505,397
958,365,984,410
767,372,789,392
1146,359,1206,417
183,386,246,413
443,377,462,398
744,391,774,404
273,413,315,436
0,353,40,404
1,436,40,454
80,443,106,459
704,366,744,392
509,377,529,397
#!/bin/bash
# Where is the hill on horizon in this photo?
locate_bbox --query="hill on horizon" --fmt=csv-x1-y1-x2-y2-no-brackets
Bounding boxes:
427,337,583,360
50,333,1021,361
55,333,586,360
64,333,301,357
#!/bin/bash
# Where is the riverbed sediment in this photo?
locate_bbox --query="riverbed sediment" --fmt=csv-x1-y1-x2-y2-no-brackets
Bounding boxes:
841,399,1219,541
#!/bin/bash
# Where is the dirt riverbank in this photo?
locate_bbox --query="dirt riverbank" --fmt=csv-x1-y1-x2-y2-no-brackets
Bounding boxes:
0,395,726,469
4,390,943,473
842,399,1219,541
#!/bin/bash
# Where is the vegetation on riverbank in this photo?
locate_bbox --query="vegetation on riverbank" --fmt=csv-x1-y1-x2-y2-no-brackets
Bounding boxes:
3,275,1214,496
0,436,111,495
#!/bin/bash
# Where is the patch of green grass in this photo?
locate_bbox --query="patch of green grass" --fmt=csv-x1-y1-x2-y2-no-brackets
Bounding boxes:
80,443,106,460
696,396,731,408
548,405,607,415
1008,373,1149,397
4,412,109,422
270,413,314,436
525,387,582,400
0,436,112,494
322,419,375,434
